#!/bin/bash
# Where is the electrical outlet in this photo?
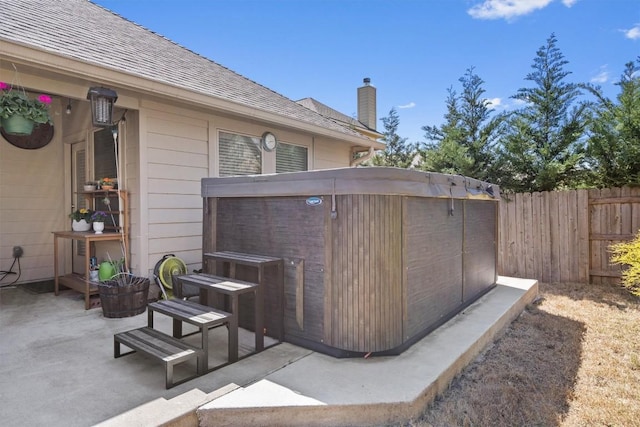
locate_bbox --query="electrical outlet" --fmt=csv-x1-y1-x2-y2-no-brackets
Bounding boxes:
13,246,23,258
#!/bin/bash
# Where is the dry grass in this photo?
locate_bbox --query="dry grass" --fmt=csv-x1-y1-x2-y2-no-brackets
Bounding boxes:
406,282,640,427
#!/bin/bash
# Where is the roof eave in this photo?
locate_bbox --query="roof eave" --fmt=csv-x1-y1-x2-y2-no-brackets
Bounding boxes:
1,40,382,149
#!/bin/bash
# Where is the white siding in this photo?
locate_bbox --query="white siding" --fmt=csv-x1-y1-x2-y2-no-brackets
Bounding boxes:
313,137,352,169
0,101,66,283
143,105,208,275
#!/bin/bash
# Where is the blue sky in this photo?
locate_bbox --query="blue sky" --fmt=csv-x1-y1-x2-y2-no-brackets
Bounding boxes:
92,0,639,143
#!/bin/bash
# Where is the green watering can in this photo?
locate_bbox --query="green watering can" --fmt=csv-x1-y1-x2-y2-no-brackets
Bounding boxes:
98,261,117,281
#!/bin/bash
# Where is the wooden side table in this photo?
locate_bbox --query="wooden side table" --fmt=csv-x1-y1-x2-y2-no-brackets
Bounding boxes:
52,231,125,309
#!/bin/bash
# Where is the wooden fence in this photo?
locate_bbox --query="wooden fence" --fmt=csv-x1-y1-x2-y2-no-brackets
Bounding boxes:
498,187,640,284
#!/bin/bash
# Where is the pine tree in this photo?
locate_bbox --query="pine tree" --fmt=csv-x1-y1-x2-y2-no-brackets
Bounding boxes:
497,34,588,192
371,107,416,168
419,67,502,181
585,59,640,187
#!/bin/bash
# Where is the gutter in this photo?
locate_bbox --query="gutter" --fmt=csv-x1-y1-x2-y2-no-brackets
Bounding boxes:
350,146,376,167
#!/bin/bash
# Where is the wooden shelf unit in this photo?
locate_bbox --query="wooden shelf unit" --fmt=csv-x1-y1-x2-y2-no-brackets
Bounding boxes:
52,190,128,310
81,189,128,235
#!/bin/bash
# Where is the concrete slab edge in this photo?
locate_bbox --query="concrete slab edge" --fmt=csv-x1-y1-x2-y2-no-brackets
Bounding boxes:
95,383,240,427
196,278,539,427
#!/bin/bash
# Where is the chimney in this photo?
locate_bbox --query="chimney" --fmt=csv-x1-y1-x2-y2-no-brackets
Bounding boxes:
357,77,376,131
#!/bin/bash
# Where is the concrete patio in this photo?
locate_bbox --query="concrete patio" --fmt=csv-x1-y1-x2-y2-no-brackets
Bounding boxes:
0,276,537,427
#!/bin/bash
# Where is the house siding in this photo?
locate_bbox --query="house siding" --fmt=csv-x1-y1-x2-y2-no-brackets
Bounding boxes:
1,60,375,288
0,101,66,282
314,137,352,169
142,104,209,276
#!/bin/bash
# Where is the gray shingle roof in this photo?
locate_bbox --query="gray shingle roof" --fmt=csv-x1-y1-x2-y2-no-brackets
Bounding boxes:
0,0,364,138
297,97,380,134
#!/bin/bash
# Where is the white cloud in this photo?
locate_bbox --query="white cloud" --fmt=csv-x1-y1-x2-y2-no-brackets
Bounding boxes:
468,0,555,20
512,98,529,107
485,97,502,109
397,102,416,109
623,24,640,40
590,66,609,84
562,0,578,6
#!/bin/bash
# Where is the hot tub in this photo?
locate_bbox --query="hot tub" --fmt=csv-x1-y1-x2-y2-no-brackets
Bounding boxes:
201,167,500,357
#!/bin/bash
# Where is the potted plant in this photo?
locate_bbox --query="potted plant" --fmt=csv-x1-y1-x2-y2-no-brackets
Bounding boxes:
83,181,97,191
91,211,108,234
69,208,93,232
100,177,117,190
0,81,52,135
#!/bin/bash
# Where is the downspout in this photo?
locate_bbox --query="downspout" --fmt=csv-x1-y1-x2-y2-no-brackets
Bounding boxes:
350,146,375,167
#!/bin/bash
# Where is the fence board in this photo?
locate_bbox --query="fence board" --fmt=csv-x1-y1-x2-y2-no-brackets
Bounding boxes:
577,190,590,282
526,192,546,280
498,186,639,284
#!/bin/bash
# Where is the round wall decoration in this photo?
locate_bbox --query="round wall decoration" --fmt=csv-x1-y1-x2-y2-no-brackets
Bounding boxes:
1,123,54,149
261,131,278,151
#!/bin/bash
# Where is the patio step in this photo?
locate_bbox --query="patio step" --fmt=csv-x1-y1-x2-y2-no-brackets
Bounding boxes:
114,327,203,389
94,384,240,427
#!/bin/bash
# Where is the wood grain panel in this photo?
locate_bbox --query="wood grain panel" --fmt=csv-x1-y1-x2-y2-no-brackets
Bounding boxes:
216,197,326,342
327,194,403,353
405,197,463,339
463,200,497,302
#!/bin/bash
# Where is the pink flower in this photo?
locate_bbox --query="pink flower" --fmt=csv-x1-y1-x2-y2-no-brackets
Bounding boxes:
38,94,52,104
0,81,9,91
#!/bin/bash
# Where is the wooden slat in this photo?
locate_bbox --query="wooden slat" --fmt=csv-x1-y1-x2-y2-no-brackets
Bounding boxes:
577,189,590,283
590,234,635,241
589,270,622,278
541,191,551,283
588,196,640,204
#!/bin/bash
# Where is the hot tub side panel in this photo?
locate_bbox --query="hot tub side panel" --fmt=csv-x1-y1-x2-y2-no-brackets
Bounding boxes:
215,196,328,344
404,197,464,340
326,194,404,354
462,200,498,302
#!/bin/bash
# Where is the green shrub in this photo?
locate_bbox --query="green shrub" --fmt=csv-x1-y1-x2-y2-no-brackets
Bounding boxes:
610,231,640,296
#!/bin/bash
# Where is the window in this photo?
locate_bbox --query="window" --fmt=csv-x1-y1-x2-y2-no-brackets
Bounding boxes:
276,142,308,173
219,131,262,176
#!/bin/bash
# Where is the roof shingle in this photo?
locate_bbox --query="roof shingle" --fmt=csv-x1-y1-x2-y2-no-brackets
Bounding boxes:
0,0,364,138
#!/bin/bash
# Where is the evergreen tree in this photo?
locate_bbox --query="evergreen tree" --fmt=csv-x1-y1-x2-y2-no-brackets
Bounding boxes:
419,67,503,181
371,107,416,168
584,59,640,187
497,34,588,192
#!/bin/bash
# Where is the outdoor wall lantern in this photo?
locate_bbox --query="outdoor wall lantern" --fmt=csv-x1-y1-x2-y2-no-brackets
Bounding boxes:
87,87,118,127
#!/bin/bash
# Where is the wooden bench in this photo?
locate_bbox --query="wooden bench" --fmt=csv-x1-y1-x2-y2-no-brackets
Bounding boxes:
114,327,203,389
148,299,234,372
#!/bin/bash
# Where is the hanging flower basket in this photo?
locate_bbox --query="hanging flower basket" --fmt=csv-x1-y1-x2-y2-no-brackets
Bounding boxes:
0,81,52,136
1,114,35,135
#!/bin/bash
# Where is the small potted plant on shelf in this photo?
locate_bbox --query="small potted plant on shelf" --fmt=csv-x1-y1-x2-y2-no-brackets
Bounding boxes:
0,81,52,135
69,208,93,232
100,177,117,190
90,211,108,234
83,181,97,191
